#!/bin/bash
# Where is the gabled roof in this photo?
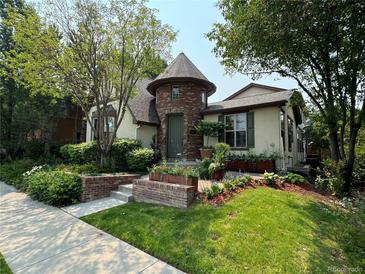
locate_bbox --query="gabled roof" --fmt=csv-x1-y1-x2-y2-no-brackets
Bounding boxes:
147,53,216,96
202,90,293,114
223,83,286,101
128,79,160,125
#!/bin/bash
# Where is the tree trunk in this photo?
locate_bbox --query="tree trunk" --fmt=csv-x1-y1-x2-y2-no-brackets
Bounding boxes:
328,130,341,161
343,122,361,195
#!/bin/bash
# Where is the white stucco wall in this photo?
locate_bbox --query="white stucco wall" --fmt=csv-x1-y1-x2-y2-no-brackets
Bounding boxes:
136,125,157,147
86,102,138,142
203,106,281,155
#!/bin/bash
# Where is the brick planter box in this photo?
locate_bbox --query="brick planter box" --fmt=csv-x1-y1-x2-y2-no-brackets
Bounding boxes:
133,179,196,208
81,174,141,202
149,173,198,190
225,160,275,173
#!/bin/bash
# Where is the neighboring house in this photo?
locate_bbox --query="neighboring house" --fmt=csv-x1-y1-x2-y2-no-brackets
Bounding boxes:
86,53,306,169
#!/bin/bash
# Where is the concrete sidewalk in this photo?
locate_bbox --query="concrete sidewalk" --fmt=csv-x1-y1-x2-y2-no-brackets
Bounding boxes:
0,182,184,274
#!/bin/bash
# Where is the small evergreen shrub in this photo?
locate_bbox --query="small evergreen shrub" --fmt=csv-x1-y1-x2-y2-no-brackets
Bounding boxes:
126,148,154,171
111,138,142,165
26,170,81,206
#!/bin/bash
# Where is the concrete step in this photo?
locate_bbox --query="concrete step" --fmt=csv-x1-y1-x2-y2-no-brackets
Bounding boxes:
118,184,133,194
110,191,134,202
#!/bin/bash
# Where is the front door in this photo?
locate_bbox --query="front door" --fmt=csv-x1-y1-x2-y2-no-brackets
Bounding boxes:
168,115,183,158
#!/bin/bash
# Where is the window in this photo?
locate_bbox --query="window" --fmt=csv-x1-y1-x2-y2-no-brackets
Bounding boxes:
104,116,115,132
202,91,206,104
288,117,294,152
224,113,247,148
171,86,180,100
280,111,286,151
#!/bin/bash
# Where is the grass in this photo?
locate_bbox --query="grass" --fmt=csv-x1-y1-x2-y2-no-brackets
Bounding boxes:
0,253,12,274
82,187,365,274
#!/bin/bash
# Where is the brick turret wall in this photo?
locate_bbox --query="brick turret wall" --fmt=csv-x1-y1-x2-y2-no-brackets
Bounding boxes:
155,82,206,160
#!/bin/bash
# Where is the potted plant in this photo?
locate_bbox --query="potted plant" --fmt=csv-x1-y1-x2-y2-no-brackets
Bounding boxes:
209,142,230,180
195,121,225,159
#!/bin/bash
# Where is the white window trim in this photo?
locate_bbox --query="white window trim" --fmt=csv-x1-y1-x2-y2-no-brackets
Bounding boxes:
224,113,248,148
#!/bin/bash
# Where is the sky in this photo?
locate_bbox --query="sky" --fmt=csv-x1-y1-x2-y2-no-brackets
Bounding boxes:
148,0,298,102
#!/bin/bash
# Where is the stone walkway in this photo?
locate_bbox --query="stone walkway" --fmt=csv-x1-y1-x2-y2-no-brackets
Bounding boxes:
0,182,184,274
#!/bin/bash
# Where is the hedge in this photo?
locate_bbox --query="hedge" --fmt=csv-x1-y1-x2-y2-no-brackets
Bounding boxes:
126,148,154,171
60,138,141,166
26,170,81,206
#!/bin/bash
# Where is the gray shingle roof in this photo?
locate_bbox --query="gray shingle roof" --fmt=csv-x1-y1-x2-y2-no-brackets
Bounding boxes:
202,90,293,114
128,79,160,125
147,53,216,95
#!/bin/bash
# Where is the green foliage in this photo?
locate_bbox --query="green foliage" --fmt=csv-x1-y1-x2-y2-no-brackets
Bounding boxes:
195,121,224,147
209,143,230,174
315,159,345,196
263,172,279,186
234,175,252,187
223,179,238,191
198,158,213,179
149,163,198,178
353,154,365,187
126,148,154,171
227,151,281,161
111,138,142,165
0,159,34,190
60,138,141,166
211,183,225,195
54,163,101,175
202,186,214,199
26,170,81,206
60,142,97,164
283,173,305,184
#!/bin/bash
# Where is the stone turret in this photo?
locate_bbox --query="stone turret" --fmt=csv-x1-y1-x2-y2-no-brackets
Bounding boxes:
147,53,216,160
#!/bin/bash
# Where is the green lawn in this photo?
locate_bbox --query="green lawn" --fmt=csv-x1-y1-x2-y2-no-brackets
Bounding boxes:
0,253,12,274
82,188,365,274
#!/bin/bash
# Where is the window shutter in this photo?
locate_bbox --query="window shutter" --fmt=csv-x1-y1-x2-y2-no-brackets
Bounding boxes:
218,114,224,142
247,112,255,148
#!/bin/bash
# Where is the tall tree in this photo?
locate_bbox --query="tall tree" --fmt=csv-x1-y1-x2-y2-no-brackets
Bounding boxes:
0,0,26,141
43,0,176,167
208,0,365,193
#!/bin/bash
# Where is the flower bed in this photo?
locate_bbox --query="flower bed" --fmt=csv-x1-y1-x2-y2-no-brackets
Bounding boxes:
149,164,199,190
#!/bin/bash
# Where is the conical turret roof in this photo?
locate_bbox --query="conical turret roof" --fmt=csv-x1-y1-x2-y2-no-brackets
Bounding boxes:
147,53,216,95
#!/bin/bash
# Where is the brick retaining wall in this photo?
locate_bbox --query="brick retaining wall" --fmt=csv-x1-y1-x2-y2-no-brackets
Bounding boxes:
133,179,196,208
81,174,141,202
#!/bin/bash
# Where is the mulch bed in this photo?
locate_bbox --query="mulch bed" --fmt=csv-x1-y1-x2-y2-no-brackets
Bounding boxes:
198,179,337,206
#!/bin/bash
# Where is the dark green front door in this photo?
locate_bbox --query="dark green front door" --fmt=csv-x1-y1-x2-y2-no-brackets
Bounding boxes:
168,115,183,158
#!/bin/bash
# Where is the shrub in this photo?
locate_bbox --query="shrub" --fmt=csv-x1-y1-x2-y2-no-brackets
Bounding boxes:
353,154,365,187
211,183,225,196
315,159,345,196
54,163,100,175
111,138,142,165
198,158,212,179
202,186,214,199
126,148,154,171
224,179,238,191
26,170,81,206
235,175,252,187
263,172,279,186
60,142,97,164
0,159,34,190
60,138,141,167
149,163,199,177
283,172,305,184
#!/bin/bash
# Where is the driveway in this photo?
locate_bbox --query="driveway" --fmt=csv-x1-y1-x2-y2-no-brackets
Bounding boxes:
0,182,183,274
